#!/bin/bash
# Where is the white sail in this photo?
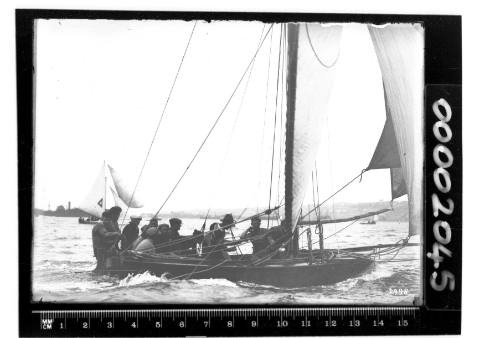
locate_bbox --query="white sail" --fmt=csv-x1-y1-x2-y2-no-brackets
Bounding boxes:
286,23,343,232
368,23,424,236
79,163,107,218
107,165,143,208
79,162,143,218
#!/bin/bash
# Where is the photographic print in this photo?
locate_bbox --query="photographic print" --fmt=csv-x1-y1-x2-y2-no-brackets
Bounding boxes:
31,17,425,305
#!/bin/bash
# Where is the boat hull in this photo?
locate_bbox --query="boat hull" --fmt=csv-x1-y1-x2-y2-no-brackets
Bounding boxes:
106,252,374,287
79,220,100,225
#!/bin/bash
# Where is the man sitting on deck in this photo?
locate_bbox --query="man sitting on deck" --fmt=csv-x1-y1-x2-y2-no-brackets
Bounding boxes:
169,218,182,241
240,216,269,254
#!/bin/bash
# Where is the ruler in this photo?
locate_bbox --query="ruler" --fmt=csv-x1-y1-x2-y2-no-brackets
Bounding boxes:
32,307,419,336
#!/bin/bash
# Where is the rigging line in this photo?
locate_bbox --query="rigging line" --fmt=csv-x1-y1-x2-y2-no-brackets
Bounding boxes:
254,25,275,213
178,233,226,279
275,23,287,216
152,24,274,218
305,23,341,69
266,24,284,229
311,172,317,220
202,28,263,226
312,165,320,220
312,219,360,245
315,163,321,224
324,114,337,246
132,204,283,254
300,171,363,220
119,21,198,227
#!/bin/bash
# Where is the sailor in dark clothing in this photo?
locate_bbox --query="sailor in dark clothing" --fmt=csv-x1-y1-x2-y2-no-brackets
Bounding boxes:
121,216,141,250
169,218,182,240
92,209,121,271
108,206,122,234
152,223,172,253
203,214,234,260
217,213,234,242
140,217,160,235
240,216,269,254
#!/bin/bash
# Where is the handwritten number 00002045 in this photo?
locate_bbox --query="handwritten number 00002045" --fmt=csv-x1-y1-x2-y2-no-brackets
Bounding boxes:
427,98,455,292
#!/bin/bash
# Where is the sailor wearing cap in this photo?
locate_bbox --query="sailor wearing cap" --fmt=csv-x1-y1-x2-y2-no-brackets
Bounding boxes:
121,215,142,250
212,213,234,244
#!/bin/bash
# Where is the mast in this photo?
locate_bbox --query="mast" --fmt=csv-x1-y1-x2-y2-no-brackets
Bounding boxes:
284,23,299,256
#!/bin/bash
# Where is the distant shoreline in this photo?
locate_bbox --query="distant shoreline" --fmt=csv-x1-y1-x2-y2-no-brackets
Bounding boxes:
35,201,408,223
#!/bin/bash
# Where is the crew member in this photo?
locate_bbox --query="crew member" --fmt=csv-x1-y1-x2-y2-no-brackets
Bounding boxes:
216,213,234,243
121,216,141,250
108,206,122,234
240,216,268,254
140,217,160,238
92,210,121,271
169,218,183,241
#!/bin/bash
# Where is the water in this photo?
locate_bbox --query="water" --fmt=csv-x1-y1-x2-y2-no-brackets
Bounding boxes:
33,216,421,304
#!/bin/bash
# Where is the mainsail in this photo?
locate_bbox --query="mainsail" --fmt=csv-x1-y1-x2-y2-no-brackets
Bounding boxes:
79,163,143,218
368,23,424,236
284,23,343,233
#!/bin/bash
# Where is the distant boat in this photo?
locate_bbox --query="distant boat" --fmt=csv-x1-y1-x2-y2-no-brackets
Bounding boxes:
100,21,422,287
79,162,143,222
360,215,379,225
78,216,100,225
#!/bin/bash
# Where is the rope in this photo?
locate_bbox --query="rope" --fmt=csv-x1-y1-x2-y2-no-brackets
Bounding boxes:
305,23,341,69
119,21,198,227
254,26,275,214
312,219,359,245
152,24,274,218
200,26,264,227
128,204,282,255
300,171,363,221
266,26,284,229
275,24,287,220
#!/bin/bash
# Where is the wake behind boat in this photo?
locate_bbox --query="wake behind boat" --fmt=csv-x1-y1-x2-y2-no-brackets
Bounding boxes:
88,21,423,288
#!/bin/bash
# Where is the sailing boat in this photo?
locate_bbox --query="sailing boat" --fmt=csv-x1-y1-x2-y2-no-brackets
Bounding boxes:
102,22,422,287
79,162,143,224
360,215,378,225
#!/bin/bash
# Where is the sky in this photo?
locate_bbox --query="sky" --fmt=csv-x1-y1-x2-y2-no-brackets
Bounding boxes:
34,19,413,214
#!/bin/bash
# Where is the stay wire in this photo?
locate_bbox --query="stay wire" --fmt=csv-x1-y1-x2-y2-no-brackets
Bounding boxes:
266,25,283,229
300,171,363,221
133,204,282,254
201,26,265,228
254,25,275,213
152,24,274,218
119,21,198,227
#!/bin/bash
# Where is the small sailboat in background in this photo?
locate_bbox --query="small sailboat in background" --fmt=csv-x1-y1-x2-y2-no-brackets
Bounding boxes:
79,162,143,223
98,21,423,287
360,215,378,225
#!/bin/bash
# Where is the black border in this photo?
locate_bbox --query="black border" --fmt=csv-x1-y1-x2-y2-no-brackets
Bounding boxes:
16,9,462,336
